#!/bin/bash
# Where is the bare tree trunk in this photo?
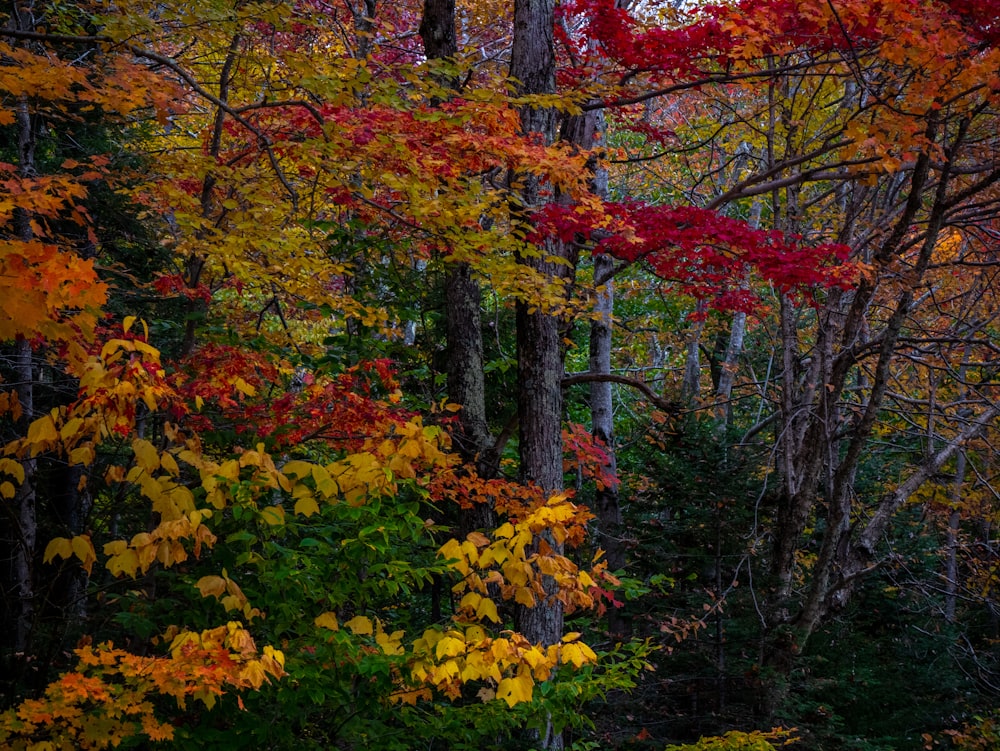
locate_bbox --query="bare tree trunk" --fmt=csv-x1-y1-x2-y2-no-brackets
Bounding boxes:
420,0,456,61
9,0,39,655
945,453,965,622
944,342,973,622
714,201,759,419
350,0,378,58
681,299,707,401
759,121,999,690
12,338,36,653
571,103,626,632
590,254,623,575
714,309,745,423
421,0,497,543
511,1,566,746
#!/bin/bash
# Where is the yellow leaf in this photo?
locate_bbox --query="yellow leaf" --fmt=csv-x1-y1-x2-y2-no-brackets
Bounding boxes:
314,611,340,631
107,549,139,578
459,592,482,610
217,459,240,481
232,377,257,396
26,415,58,451
160,452,180,476
196,575,227,599
43,537,73,564
343,615,373,635
561,641,597,668
435,635,466,659
476,597,500,623
239,660,267,690
0,457,25,484
239,448,262,468
133,438,160,473
103,540,127,556
123,315,136,333
262,644,286,671
281,460,314,479
514,587,535,607
69,445,95,465
496,673,534,707
59,416,84,442
466,625,487,642
375,628,405,655
311,464,338,498
0,481,14,498
71,535,97,575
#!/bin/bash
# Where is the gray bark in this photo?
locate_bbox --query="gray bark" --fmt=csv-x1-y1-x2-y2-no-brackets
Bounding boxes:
945,455,964,623
420,0,498,542
765,114,1000,658
510,1,566,746
945,345,972,622
681,299,707,401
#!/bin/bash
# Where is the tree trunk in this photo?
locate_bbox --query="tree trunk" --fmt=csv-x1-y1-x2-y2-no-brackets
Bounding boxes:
590,254,623,576
11,338,36,654
681,299,707,401
420,0,456,61
574,109,625,632
945,343,973,622
421,0,498,542
758,122,1000,715
944,460,964,623
8,0,39,656
510,1,566,746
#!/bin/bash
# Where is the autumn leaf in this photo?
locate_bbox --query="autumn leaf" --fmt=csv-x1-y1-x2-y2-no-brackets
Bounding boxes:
496,674,534,708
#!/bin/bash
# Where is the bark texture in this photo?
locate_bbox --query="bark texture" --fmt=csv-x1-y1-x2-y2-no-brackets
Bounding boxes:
510,2,566,746
420,0,498,541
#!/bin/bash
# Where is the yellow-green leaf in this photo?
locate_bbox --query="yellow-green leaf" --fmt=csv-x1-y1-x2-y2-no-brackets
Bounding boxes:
294,493,320,517
260,505,285,526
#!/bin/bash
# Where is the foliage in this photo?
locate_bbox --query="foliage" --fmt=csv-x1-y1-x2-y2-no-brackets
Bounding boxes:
664,729,796,751
4,0,1000,749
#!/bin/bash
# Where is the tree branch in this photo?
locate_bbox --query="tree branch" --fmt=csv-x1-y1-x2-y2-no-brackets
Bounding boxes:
562,372,679,413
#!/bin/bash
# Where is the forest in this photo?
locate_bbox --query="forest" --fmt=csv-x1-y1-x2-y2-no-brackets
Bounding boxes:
2,0,1000,749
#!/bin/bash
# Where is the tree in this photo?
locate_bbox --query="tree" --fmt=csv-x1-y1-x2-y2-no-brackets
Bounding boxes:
7,0,1000,749
571,0,1000,728
0,1,629,748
